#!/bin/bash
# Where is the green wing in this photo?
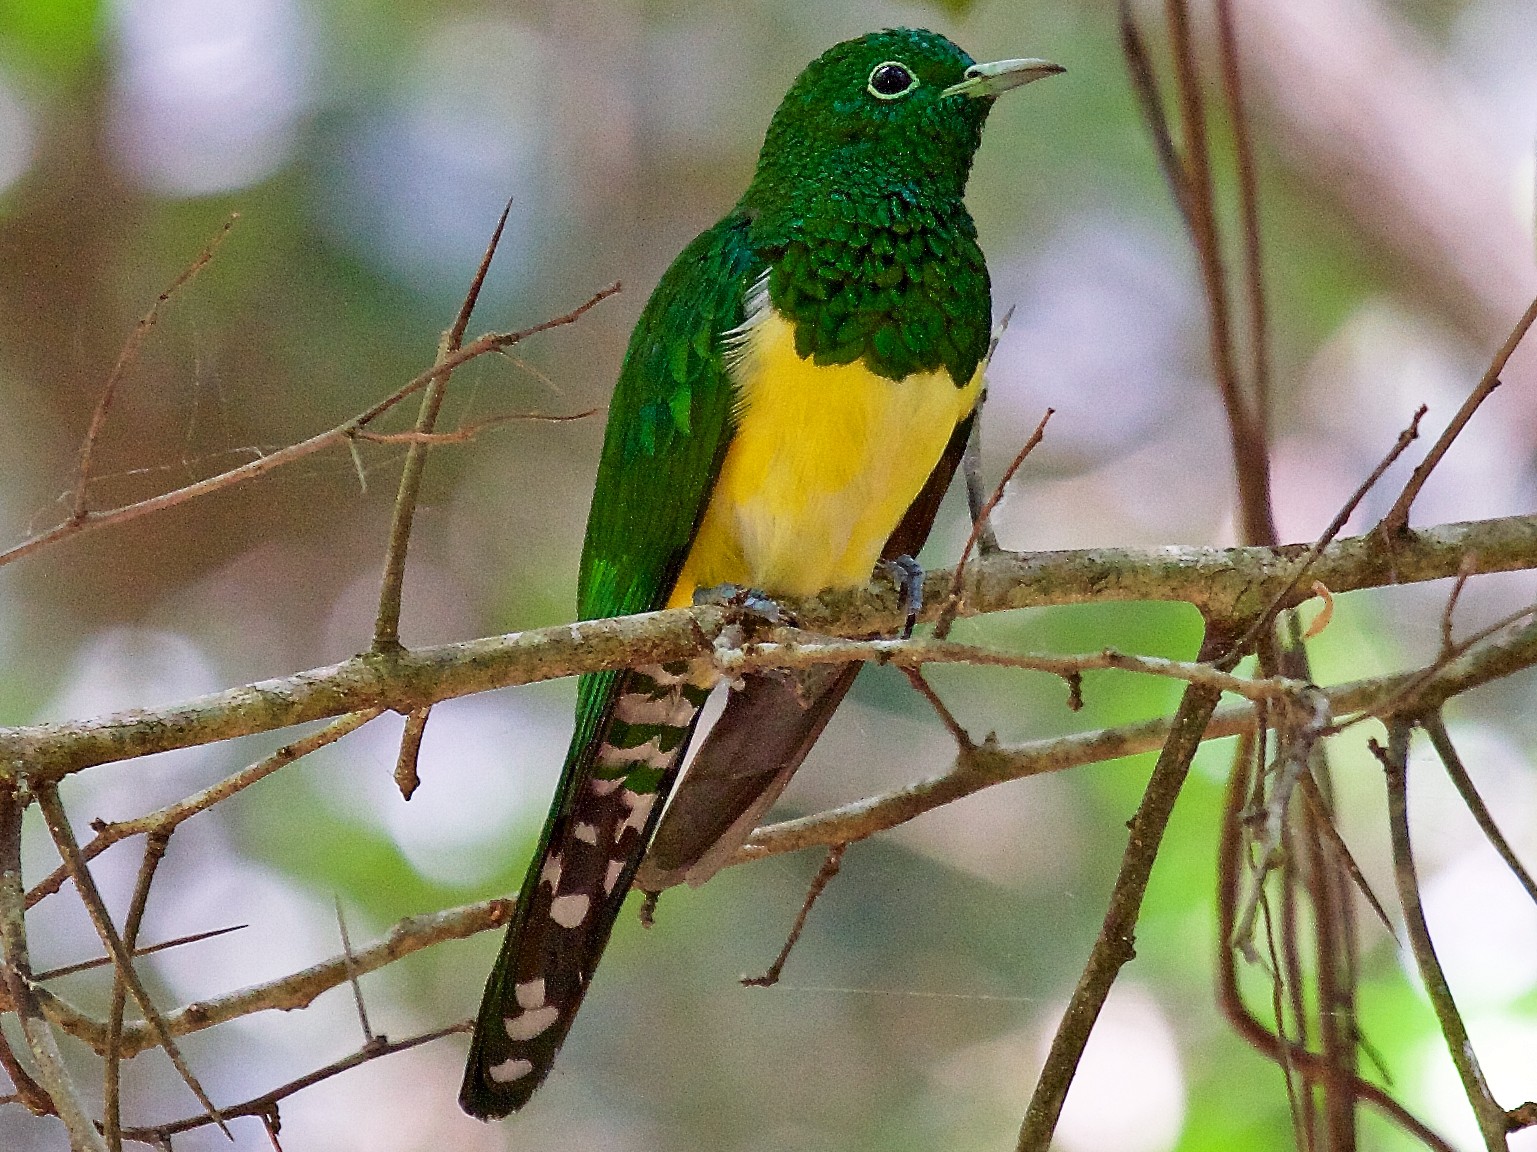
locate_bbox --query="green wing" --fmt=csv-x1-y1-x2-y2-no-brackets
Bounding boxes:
461,212,763,1119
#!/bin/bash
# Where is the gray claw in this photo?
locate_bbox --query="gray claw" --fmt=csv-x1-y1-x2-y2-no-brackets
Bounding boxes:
880,555,924,638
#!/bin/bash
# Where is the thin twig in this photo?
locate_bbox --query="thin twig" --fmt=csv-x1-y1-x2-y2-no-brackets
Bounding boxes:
73,216,238,521
333,897,374,1046
1215,744,1453,1152
34,923,248,980
1375,721,1509,1150
716,633,1309,705
27,710,381,908
353,407,599,446
1297,774,1393,934
960,305,1016,553
742,844,848,988
35,786,229,1138
900,668,975,752
373,201,511,653
1420,712,1537,909
1163,0,1275,548
0,1028,51,1116
117,1021,472,1143
43,899,511,1057
1380,294,1537,537
1227,406,1426,661
106,830,172,1152
1230,687,1332,957
1018,670,1223,1150
935,408,1052,639
1440,555,1479,659
0,782,107,1150
1119,0,1194,231
1213,0,1272,446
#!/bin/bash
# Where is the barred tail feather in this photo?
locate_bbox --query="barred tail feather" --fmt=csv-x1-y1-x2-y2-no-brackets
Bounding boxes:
459,664,711,1119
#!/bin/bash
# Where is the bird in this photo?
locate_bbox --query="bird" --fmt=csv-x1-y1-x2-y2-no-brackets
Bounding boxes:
459,27,1062,1119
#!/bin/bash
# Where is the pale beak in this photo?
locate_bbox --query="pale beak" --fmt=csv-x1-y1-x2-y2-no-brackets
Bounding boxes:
942,58,1065,99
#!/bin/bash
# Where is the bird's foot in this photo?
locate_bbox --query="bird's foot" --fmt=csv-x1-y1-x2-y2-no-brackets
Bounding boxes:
693,583,787,626
879,555,924,639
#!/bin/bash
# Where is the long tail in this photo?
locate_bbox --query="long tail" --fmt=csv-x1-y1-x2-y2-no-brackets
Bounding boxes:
459,662,711,1119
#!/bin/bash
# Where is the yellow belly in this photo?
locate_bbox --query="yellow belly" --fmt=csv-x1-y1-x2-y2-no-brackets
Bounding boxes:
667,307,982,608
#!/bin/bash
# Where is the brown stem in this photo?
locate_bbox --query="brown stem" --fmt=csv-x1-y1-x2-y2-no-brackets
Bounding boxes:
105,830,171,1152
1018,635,1223,1151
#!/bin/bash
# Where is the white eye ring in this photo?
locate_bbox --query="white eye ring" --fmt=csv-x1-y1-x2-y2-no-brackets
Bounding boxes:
867,61,918,100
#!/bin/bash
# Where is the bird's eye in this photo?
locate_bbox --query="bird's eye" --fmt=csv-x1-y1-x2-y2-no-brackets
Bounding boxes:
867,61,918,100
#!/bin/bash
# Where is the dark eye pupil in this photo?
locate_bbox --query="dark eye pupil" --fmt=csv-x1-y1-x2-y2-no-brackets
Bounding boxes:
871,64,912,96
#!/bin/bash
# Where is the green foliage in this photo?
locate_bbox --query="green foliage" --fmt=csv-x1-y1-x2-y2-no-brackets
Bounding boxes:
0,0,101,81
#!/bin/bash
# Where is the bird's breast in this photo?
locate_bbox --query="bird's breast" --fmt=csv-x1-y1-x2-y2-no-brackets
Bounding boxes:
668,305,980,607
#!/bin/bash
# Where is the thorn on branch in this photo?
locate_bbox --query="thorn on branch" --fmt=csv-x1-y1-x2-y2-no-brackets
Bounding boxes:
394,707,430,801
1064,671,1084,713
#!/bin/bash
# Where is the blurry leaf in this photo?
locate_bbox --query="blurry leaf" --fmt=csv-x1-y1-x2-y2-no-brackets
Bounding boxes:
0,0,103,80
923,0,981,15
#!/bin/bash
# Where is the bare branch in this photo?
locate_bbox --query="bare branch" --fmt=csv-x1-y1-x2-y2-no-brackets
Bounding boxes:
1375,721,1509,1150
0,783,106,1150
118,1021,471,1144
373,201,512,653
27,710,382,908
393,707,430,802
1226,405,1426,660
1420,712,1537,910
8,513,1537,785
42,899,509,1057
0,283,620,572
742,844,848,988
106,830,171,1152
36,788,228,1137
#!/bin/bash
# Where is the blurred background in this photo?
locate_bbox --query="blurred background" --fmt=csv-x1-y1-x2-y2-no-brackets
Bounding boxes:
1,0,1536,1148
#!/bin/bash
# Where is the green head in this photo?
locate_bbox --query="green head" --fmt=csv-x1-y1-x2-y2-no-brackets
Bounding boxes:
743,28,1062,214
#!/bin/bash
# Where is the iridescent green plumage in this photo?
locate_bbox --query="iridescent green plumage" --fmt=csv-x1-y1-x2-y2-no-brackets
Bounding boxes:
460,28,1061,1119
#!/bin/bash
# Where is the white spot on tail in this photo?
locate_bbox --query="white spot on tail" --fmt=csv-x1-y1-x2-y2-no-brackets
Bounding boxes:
604,858,625,893
515,979,546,1010
550,893,591,928
504,1005,560,1041
590,776,623,796
573,822,599,845
540,853,562,891
614,691,698,727
597,737,670,769
619,789,657,836
488,1057,534,1083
